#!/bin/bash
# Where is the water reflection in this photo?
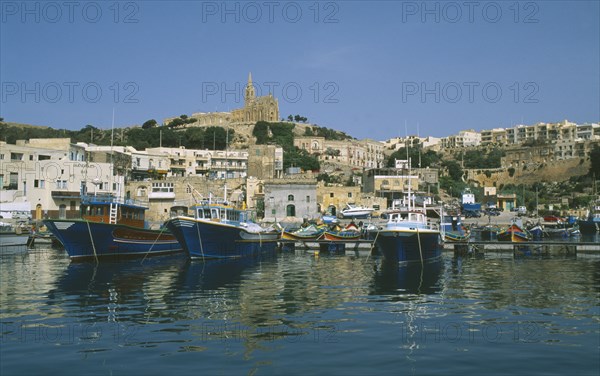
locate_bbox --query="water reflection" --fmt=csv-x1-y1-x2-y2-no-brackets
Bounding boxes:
371,260,444,297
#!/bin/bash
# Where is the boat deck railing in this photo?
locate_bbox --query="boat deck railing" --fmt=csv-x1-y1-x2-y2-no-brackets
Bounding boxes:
81,194,149,208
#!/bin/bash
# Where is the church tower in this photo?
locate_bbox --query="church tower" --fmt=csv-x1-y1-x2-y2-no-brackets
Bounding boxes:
244,72,256,106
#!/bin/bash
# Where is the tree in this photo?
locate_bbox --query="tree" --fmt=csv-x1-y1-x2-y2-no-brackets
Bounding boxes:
142,119,157,129
442,160,463,181
589,145,600,178
287,115,293,122
180,114,188,120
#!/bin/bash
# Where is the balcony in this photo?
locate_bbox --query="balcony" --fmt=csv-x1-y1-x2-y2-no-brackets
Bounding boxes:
51,191,81,199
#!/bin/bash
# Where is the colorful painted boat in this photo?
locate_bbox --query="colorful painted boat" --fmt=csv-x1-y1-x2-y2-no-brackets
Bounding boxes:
281,224,326,241
323,222,362,241
440,214,470,242
165,199,280,259
373,210,442,264
44,195,182,260
497,223,531,242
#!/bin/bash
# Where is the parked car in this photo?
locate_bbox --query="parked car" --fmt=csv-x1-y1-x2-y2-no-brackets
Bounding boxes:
544,215,563,223
463,210,481,218
484,209,501,216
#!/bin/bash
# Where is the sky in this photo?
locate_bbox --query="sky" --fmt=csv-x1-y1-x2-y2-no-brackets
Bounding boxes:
1,0,599,141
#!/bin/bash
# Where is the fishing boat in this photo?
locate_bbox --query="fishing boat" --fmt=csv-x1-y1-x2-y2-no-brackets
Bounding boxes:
281,224,326,241
165,198,281,259
440,213,470,242
579,198,600,234
497,222,531,242
372,210,442,264
323,222,362,241
0,222,31,248
340,204,374,219
526,222,544,240
44,194,182,260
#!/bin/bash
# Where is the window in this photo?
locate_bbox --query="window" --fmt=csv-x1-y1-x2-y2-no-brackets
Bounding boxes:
330,193,334,198
288,194,294,201
56,180,67,189
348,192,352,198
151,182,174,193
306,195,310,203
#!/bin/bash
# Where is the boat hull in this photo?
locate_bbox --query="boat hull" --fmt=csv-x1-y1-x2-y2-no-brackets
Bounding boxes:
497,230,530,242
0,233,30,247
43,220,183,260
281,230,324,241
166,217,280,259
323,231,361,241
578,220,599,234
374,229,442,263
340,211,373,219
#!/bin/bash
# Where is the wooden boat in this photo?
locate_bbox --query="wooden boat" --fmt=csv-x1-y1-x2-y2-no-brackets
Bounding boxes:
0,222,31,247
44,195,182,260
165,199,281,259
440,214,470,242
527,224,544,240
497,223,531,242
323,222,361,241
281,224,326,241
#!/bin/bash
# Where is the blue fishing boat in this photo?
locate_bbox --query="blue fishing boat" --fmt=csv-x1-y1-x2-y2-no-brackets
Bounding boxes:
373,210,443,264
579,198,600,234
44,194,182,261
165,199,281,259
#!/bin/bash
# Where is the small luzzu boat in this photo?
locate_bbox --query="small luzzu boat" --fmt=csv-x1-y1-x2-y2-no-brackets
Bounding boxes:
497,223,531,242
323,222,362,241
440,214,470,242
282,224,326,241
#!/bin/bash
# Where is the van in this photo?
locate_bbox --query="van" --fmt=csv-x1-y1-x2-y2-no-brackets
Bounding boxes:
12,211,31,221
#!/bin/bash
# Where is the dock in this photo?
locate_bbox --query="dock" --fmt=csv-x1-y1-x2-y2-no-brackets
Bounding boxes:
279,238,600,257
444,240,600,256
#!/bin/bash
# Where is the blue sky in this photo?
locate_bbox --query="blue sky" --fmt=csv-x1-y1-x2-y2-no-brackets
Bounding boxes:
1,0,599,140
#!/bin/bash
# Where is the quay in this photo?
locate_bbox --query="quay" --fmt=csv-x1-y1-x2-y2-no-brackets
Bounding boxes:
279,238,600,257
444,240,600,256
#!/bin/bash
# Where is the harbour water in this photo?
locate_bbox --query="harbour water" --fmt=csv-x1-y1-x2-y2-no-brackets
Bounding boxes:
1,241,599,375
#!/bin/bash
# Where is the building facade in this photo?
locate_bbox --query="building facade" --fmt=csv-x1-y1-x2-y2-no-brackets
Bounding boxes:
165,73,279,128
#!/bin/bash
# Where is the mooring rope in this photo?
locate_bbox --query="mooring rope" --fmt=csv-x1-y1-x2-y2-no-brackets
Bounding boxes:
86,220,99,263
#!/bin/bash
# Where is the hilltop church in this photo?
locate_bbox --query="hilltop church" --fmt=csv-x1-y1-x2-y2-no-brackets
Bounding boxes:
165,73,280,127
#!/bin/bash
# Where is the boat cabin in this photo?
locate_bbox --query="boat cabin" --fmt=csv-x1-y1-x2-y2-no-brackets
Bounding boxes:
386,211,429,229
193,203,251,224
80,197,146,228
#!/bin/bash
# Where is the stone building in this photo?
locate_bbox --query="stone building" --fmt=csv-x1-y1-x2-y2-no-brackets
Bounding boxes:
247,144,283,179
0,139,117,220
165,73,279,128
294,136,385,169
316,182,386,216
261,177,318,223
